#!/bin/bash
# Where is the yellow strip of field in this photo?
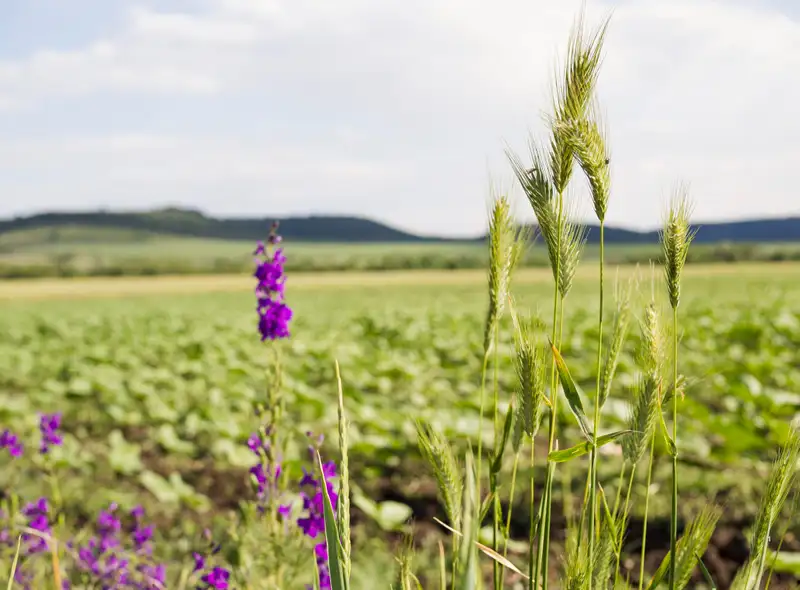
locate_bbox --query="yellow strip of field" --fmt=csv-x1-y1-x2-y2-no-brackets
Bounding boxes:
0,262,797,301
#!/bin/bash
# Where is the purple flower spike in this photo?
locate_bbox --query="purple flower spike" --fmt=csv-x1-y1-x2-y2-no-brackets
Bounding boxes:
22,497,51,554
0,430,23,458
201,566,230,590
254,227,293,341
193,552,206,572
38,412,63,454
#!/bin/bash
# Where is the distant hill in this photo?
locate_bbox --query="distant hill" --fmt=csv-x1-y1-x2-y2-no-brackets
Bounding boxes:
1,208,800,245
0,208,442,244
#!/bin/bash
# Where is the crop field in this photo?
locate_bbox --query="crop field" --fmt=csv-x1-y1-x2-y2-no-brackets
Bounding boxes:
2,262,800,586
4,225,800,280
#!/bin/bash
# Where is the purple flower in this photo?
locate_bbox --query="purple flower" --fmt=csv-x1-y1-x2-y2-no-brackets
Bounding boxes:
0,430,23,457
140,563,167,586
246,433,265,455
200,566,230,590
97,504,122,537
193,552,206,572
257,300,293,341
133,525,154,548
38,413,63,454
22,498,50,554
254,229,293,341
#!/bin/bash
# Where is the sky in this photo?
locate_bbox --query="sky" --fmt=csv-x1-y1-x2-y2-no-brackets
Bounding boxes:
0,0,798,237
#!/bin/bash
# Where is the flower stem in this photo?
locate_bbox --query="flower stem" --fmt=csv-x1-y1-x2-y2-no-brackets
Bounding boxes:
492,324,502,590
530,439,540,590
614,463,636,586
669,307,679,590
588,222,606,585
639,437,655,590
476,352,490,494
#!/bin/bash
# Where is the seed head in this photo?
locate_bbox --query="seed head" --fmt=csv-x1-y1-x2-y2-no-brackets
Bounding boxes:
660,186,697,309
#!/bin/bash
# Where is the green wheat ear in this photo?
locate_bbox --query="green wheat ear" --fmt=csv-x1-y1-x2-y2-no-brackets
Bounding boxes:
660,185,697,309
397,534,423,590
549,11,609,195
593,501,619,590
511,313,548,449
732,429,800,590
484,194,530,355
416,421,463,530
623,302,664,464
456,451,481,590
560,110,611,223
334,360,352,578
648,504,722,590
556,201,589,298
508,141,587,298
561,520,590,590
599,277,634,408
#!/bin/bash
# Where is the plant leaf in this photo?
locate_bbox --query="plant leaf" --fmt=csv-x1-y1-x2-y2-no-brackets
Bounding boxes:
658,409,677,457
434,518,531,582
7,536,21,590
550,341,592,440
695,553,717,590
491,403,515,475
316,451,349,590
765,551,800,576
547,430,631,463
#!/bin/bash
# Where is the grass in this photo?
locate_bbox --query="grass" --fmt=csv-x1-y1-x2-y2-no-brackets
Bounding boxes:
4,224,800,280
1,266,800,586
2,261,800,301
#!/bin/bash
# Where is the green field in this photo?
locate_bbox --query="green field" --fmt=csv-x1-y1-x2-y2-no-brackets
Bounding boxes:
4,225,800,279
2,262,800,584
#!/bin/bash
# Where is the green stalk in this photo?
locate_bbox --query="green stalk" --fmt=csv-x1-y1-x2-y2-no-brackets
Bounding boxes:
540,297,565,590
476,352,490,493
588,221,605,587
493,325,502,590
501,450,521,588
639,436,655,590
614,464,636,586
611,461,626,521
562,460,574,529
669,308,678,590
576,464,591,546
536,180,566,587
529,440,538,590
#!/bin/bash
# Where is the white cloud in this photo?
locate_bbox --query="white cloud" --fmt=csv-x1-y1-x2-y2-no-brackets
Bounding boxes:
0,133,400,210
0,0,798,235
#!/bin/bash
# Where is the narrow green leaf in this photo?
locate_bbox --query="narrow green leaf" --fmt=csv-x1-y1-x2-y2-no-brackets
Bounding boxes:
550,341,592,440
7,536,21,590
316,452,349,590
491,404,515,476
598,484,621,555
765,550,800,576
437,540,447,590
334,359,352,576
658,409,677,457
695,553,717,590
312,555,322,590
479,491,495,524
547,430,631,463
456,453,479,590
434,518,530,582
